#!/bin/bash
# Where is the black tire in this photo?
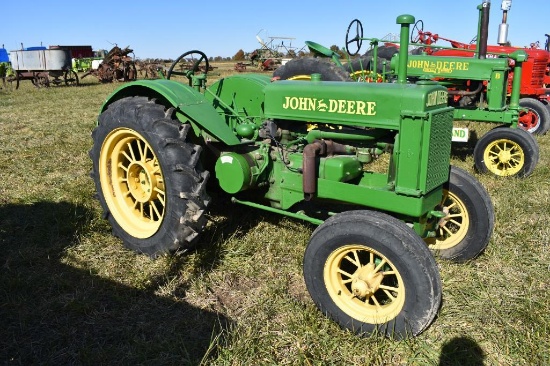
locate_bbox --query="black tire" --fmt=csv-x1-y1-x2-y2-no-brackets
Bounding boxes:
90,96,210,257
518,97,550,135
364,45,399,61
303,210,442,339
473,127,539,178
273,58,352,81
344,55,386,81
425,166,494,262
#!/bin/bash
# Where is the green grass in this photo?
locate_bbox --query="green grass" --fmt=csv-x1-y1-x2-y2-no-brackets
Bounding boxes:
0,68,549,366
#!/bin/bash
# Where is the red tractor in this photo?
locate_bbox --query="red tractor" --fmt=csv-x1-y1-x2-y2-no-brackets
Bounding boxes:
409,1,550,134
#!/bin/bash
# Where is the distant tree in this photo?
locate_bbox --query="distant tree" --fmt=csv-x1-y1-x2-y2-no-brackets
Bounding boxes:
233,49,245,61
330,45,346,58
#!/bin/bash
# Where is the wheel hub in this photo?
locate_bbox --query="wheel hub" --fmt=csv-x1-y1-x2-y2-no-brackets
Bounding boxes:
497,149,512,163
438,207,451,228
127,160,159,203
351,263,384,298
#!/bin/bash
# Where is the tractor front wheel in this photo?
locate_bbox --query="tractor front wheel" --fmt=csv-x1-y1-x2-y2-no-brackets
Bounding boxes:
425,166,494,262
303,210,442,339
518,98,550,135
90,96,210,256
473,127,539,178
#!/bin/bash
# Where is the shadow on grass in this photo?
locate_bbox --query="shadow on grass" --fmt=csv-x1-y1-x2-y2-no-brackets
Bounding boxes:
0,201,230,365
450,130,479,162
438,336,485,366
190,192,310,272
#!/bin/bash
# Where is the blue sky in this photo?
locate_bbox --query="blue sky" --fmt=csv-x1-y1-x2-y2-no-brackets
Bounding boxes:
2,0,548,59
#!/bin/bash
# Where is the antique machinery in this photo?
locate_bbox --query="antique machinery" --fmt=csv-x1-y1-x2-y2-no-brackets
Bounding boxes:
410,0,550,135
275,1,540,178
90,15,494,339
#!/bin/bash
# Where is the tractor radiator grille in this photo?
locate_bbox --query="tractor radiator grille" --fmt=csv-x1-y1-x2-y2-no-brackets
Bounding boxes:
529,58,546,87
424,109,453,193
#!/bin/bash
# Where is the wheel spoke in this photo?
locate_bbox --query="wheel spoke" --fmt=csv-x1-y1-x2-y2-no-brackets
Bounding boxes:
379,284,400,293
449,219,463,227
122,150,133,163
442,225,455,236
151,201,162,220
126,142,137,161
337,268,354,279
374,258,387,273
118,162,129,172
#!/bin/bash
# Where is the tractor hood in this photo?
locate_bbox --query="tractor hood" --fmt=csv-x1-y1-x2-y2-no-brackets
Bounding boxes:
264,79,449,130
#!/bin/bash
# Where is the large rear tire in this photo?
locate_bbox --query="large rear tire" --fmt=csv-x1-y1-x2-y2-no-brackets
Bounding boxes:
90,96,210,256
273,58,351,81
303,210,442,339
425,166,494,262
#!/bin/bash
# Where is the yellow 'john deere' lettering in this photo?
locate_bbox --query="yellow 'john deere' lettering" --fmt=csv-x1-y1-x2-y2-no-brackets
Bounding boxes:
282,96,376,116
426,90,448,107
407,59,470,74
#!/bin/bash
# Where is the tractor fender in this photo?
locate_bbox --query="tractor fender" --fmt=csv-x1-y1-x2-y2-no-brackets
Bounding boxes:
99,79,241,145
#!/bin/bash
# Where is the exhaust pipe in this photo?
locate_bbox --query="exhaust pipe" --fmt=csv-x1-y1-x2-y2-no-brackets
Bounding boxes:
478,0,491,59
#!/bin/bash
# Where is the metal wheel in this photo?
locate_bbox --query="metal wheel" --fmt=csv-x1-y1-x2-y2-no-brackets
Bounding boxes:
64,70,79,86
345,19,363,56
33,72,50,88
425,166,494,262
304,210,441,339
324,243,406,323
431,190,469,251
473,127,539,177
99,128,165,238
517,97,550,135
90,96,210,256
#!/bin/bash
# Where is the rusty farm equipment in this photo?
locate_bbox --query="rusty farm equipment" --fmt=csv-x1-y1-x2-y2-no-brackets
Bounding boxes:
8,47,79,89
235,33,304,72
81,46,137,83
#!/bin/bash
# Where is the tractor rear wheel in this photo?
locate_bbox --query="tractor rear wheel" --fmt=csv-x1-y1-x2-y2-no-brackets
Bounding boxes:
425,166,494,262
473,127,539,178
344,56,386,82
273,58,352,81
518,98,550,135
90,96,210,257
303,210,442,339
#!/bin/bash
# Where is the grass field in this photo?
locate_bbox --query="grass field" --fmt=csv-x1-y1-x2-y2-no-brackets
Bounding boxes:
0,63,549,366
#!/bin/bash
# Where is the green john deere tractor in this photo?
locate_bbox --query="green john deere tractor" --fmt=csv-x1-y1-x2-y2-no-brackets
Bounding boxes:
90,14,494,339
274,1,540,178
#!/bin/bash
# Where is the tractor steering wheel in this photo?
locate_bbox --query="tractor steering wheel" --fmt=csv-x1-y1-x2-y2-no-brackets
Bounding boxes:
345,19,364,56
167,50,210,84
410,20,424,43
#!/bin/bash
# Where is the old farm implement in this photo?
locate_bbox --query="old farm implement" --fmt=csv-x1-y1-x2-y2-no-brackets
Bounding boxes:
81,46,137,83
9,47,79,89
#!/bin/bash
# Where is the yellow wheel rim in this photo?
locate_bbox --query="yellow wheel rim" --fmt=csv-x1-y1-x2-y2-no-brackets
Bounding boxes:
349,70,382,82
287,74,313,81
427,190,469,251
483,138,524,176
324,244,405,324
99,128,165,238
